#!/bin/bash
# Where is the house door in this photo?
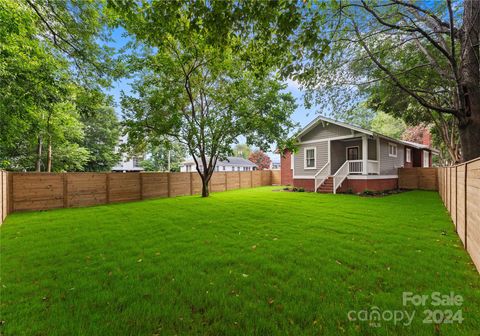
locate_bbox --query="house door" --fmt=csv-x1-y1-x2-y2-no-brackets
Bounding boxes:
347,147,359,160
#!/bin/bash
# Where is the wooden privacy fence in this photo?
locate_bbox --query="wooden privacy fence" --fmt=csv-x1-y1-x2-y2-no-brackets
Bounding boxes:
398,168,438,190
0,171,7,224
438,158,480,272
0,170,273,220
271,170,281,185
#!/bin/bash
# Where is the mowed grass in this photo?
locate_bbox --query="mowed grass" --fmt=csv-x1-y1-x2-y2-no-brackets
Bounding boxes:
1,187,479,335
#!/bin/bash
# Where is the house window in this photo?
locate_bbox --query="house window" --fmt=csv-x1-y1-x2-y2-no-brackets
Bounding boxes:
304,147,316,169
133,156,142,167
222,166,226,171
423,150,429,167
406,148,412,163
388,143,397,157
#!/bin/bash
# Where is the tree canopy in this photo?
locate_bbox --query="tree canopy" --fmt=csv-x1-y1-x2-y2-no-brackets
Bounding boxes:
0,0,119,172
113,1,298,196
289,0,479,162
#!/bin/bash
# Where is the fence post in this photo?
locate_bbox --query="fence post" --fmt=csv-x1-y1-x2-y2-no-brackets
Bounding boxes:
63,173,68,208
224,172,228,191
140,173,144,200
167,173,171,197
190,172,193,195
449,167,452,212
464,162,468,250
250,171,253,188
455,166,458,232
8,172,13,214
106,173,110,204
446,167,449,209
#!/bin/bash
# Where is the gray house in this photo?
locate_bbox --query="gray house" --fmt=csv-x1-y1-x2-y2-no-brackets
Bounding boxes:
281,115,436,193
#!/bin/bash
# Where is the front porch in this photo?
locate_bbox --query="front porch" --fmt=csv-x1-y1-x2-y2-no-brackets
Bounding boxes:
314,135,381,193
330,135,380,175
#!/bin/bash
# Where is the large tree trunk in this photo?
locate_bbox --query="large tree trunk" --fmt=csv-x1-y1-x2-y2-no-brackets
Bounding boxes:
35,136,42,172
459,118,480,161
459,0,480,161
201,173,210,197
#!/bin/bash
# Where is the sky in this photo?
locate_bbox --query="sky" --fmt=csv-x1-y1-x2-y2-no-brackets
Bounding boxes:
104,28,323,162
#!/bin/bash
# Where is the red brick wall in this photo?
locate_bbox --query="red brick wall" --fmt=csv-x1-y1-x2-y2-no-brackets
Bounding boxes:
280,150,293,185
293,179,315,191
337,178,398,193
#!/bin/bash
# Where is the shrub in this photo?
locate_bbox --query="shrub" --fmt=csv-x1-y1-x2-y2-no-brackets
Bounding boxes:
298,187,305,192
283,187,290,191
292,187,298,192
363,189,376,196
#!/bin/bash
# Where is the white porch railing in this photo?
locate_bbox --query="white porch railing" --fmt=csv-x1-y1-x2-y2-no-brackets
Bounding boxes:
348,160,363,174
333,161,349,194
314,162,330,191
332,160,380,193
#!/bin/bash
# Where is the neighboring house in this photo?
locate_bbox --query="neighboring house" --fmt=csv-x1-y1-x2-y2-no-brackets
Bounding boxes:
111,155,144,172
270,160,281,170
280,115,437,193
111,135,144,172
180,157,257,172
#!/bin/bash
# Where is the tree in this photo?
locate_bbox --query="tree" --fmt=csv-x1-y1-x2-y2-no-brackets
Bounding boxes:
22,0,114,87
233,144,252,159
115,2,297,197
140,142,186,172
248,150,272,170
402,125,428,144
80,106,120,172
292,0,480,161
336,104,376,130
370,112,406,139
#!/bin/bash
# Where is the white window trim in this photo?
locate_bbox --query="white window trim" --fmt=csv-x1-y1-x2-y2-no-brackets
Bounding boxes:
406,148,412,163
345,146,360,161
304,147,316,170
423,150,429,167
388,143,397,157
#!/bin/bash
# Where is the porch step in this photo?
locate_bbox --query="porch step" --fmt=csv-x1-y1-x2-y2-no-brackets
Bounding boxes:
317,177,334,193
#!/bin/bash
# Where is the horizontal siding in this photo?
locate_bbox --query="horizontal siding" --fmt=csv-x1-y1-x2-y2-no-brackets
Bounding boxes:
300,123,351,142
294,142,329,177
379,139,404,175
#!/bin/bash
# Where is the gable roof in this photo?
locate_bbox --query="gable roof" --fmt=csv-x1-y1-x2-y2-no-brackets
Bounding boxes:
298,115,438,152
298,115,373,139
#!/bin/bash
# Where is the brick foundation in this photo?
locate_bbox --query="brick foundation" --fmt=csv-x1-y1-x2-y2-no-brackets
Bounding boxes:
291,177,398,193
336,178,398,193
293,179,315,191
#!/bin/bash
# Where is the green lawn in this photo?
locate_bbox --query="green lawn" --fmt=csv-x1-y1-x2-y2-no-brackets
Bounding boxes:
1,187,479,335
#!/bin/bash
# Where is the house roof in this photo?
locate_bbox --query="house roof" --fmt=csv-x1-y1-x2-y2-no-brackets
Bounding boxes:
298,115,438,152
183,156,257,167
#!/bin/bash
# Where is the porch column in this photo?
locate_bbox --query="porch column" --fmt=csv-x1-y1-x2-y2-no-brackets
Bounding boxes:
376,137,380,174
362,135,368,175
